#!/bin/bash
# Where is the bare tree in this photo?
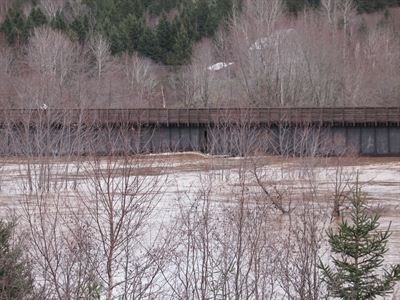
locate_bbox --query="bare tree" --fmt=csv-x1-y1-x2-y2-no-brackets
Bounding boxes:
329,157,355,218
240,0,283,36
174,40,220,108
321,0,355,28
27,27,77,87
40,0,65,18
20,190,99,299
0,46,13,74
17,27,82,109
321,0,335,24
209,0,400,108
65,0,89,19
277,193,329,299
119,53,158,107
78,150,169,299
0,46,14,108
0,0,12,22
166,156,280,299
89,34,112,81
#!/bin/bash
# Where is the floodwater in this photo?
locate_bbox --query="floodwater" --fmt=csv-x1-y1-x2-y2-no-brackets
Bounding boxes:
0,154,399,298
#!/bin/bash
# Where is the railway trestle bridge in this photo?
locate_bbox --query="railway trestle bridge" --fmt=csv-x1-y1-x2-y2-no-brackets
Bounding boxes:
0,107,399,155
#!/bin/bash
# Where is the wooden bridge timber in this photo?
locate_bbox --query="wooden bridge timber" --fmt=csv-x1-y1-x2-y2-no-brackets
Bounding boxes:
0,107,399,126
0,107,399,156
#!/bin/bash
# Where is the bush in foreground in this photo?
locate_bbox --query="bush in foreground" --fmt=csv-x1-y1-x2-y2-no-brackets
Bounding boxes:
0,219,35,300
319,185,400,299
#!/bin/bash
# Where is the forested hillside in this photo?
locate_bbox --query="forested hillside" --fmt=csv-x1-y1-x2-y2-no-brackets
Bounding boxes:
1,0,400,64
1,0,240,64
0,0,400,108
286,0,400,13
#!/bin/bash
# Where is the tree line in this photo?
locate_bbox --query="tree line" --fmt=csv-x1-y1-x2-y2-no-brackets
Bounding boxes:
286,0,400,14
1,0,240,65
1,0,400,109
2,0,400,65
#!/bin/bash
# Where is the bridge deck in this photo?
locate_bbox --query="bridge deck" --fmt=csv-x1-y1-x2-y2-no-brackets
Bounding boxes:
0,107,399,126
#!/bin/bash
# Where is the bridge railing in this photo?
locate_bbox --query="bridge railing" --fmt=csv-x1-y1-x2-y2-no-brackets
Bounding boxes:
0,107,399,126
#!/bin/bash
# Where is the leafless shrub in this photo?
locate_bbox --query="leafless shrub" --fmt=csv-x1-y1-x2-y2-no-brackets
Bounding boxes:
0,46,14,107
18,165,98,299
27,27,77,86
0,46,13,74
239,0,283,39
89,34,112,81
65,0,89,19
166,161,279,299
40,0,65,18
213,2,400,107
12,27,84,108
216,162,278,299
0,0,11,22
77,153,169,299
176,48,215,107
119,53,158,107
329,157,356,218
207,110,265,155
276,193,329,299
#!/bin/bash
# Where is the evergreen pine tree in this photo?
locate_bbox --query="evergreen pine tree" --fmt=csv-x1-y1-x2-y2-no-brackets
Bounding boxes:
178,6,196,42
95,0,119,24
148,2,162,15
117,0,143,18
284,0,320,14
69,15,89,43
157,14,174,62
0,9,29,45
194,0,211,38
355,0,386,13
130,0,145,18
138,27,160,61
319,185,400,299
27,7,47,29
0,220,35,299
50,11,67,31
109,25,124,54
216,0,233,17
169,26,192,65
120,14,144,52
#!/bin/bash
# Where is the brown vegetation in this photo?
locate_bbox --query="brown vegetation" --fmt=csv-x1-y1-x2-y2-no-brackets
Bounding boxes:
1,1,400,108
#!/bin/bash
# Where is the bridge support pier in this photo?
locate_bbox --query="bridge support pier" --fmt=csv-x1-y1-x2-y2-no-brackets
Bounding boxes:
0,124,399,156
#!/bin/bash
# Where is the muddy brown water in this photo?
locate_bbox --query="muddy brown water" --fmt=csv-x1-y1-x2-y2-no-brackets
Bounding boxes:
0,154,399,298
